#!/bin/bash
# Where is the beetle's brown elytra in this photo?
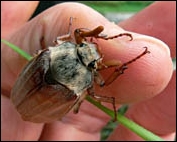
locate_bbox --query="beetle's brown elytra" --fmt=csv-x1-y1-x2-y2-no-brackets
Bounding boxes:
11,17,150,123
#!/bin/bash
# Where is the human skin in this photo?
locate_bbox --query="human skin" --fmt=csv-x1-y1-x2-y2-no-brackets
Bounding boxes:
1,1,176,141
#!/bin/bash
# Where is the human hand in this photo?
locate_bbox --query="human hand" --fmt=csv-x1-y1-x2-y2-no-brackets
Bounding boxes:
1,1,175,140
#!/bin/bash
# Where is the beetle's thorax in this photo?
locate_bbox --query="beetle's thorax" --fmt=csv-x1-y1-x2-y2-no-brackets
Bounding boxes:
77,41,102,69
48,42,94,96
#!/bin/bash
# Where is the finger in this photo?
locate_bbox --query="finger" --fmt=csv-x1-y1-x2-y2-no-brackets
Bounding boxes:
108,2,176,141
2,2,173,103
1,1,39,38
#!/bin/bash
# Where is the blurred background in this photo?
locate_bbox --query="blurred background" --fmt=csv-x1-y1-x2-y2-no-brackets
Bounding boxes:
32,1,153,23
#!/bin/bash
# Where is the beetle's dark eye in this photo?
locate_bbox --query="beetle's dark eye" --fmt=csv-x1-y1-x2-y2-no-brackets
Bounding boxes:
79,43,84,47
79,43,86,47
88,60,96,69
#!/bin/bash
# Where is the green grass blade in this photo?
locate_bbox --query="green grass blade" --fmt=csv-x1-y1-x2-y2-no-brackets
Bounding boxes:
1,39,32,61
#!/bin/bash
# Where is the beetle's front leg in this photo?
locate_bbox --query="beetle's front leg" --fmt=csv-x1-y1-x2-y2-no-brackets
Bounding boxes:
95,60,123,87
54,17,75,45
98,47,150,86
103,62,128,86
96,59,137,86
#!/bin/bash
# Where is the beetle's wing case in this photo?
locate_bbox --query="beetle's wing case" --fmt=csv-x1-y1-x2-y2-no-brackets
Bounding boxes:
11,49,79,123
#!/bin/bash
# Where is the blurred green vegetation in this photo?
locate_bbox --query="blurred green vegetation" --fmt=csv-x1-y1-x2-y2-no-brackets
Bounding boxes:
100,105,129,140
80,1,153,14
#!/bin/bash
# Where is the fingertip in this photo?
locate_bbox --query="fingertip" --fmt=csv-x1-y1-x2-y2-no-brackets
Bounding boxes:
98,33,173,103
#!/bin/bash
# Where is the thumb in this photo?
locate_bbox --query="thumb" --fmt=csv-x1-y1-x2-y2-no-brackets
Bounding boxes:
2,2,173,103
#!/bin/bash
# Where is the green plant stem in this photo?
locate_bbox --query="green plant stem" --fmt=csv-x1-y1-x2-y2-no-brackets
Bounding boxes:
2,39,164,141
86,96,164,141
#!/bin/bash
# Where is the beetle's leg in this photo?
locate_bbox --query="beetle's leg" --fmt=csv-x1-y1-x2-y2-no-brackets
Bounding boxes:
97,32,133,41
94,60,123,87
73,92,87,114
94,71,105,86
97,60,122,71
54,17,75,45
101,47,150,86
94,60,121,87
87,87,117,121
73,100,83,114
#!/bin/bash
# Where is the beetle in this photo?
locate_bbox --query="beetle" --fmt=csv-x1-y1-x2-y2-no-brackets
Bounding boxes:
11,17,150,123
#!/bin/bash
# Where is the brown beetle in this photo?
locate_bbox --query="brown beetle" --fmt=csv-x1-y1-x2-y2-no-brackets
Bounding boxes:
11,18,150,123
